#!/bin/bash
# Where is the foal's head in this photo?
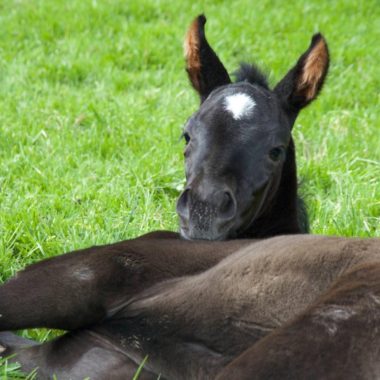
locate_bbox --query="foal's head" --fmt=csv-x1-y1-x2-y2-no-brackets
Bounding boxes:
177,15,329,241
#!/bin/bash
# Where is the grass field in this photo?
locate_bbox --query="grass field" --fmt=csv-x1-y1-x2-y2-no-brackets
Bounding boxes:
0,0,379,377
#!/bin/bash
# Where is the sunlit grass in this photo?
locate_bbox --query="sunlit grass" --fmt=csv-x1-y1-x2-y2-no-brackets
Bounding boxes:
0,0,379,377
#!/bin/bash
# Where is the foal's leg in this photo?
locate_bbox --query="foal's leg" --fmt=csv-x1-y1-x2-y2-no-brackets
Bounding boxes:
0,330,159,380
216,261,380,380
0,233,245,331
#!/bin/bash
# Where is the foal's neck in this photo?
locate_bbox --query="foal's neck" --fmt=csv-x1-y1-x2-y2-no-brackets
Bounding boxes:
242,138,307,238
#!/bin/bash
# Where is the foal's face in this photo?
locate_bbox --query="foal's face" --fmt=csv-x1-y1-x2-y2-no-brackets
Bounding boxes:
178,84,291,240
177,15,329,240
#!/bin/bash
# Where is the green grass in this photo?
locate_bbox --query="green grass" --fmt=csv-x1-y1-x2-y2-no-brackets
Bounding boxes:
0,0,379,377
0,356,38,379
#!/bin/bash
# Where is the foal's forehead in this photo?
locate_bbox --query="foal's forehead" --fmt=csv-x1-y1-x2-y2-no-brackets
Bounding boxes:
199,83,279,123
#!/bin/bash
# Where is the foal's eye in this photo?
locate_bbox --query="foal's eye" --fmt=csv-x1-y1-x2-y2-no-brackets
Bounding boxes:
183,132,191,145
269,147,283,162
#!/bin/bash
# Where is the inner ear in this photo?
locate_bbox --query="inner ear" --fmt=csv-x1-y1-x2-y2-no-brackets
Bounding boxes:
184,15,231,103
274,34,329,112
297,35,329,102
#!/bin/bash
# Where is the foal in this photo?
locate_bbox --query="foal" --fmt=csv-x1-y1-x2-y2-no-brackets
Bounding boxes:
1,15,379,380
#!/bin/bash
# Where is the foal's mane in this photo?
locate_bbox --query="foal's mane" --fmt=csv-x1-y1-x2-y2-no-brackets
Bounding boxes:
234,63,269,89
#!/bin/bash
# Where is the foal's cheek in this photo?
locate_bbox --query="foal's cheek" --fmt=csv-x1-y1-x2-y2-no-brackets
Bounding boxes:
184,161,191,180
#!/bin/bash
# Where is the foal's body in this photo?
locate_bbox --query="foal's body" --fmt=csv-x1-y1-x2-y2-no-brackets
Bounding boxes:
1,234,380,379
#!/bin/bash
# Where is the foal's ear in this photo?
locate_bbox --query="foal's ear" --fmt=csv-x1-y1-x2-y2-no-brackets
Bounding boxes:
274,34,329,113
184,15,231,103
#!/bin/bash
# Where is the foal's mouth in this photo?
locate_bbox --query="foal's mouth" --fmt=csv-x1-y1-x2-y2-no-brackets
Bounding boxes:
178,225,229,241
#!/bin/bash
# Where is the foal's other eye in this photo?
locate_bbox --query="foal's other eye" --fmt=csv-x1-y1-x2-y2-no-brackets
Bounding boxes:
269,147,284,162
183,132,191,145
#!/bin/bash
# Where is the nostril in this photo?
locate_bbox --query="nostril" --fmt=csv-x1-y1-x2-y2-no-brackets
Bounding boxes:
220,192,231,211
176,188,191,219
219,191,236,220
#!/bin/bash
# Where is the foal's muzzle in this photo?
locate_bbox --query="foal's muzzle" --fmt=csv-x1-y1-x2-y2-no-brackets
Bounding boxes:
176,186,237,240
